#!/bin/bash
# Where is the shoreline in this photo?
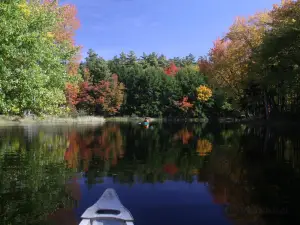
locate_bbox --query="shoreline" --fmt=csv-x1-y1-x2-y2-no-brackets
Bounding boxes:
0,115,106,126
1,115,300,127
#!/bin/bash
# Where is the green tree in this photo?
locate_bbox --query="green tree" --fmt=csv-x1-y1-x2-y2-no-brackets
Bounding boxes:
84,49,111,83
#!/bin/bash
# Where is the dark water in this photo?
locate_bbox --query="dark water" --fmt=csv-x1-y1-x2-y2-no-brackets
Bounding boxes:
1,122,300,225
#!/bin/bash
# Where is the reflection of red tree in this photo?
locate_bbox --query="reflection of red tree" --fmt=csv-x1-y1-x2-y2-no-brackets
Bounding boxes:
48,208,78,225
208,174,229,204
65,132,80,169
95,125,124,166
173,128,193,144
163,163,178,175
64,125,124,171
77,134,93,172
212,186,228,204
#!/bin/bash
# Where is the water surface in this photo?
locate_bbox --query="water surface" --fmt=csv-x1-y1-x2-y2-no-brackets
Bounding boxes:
1,122,300,225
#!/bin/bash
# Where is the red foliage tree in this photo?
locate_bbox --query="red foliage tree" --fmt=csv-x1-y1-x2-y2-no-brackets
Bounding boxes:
76,74,125,115
164,62,179,76
75,81,95,113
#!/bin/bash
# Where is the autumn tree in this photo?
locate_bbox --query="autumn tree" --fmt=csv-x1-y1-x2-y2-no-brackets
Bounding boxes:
0,0,79,115
249,0,300,118
76,74,125,116
197,85,213,102
204,12,270,99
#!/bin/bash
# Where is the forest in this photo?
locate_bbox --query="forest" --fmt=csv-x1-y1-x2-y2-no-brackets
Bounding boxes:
0,0,299,120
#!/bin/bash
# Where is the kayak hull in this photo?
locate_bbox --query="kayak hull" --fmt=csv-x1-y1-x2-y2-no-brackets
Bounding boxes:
79,189,134,225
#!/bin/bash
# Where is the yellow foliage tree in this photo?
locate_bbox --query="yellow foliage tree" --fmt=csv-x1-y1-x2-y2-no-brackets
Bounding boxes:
205,12,271,98
196,85,212,102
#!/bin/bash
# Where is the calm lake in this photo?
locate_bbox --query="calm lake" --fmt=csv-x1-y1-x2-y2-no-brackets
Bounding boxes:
1,121,300,225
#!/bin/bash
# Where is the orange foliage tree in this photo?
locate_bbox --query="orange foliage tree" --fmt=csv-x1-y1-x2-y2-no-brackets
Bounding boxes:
201,12,271,99
173,96,194,116
43,1,82,110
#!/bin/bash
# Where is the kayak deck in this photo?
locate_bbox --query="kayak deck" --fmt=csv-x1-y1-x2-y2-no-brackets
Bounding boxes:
80,189,134,225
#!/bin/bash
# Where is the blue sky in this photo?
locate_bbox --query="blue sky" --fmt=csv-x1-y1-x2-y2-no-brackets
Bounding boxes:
61,0,280,60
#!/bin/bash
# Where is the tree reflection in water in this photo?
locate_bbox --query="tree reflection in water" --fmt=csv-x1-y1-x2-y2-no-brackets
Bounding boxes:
206,124,300,225
0,126,76,225
1,122,300,225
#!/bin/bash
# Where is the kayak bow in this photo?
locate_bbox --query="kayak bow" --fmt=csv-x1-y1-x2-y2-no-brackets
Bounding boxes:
79,188,134,225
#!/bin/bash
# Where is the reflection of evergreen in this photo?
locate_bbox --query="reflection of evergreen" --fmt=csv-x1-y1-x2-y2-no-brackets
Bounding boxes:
206,125,300,225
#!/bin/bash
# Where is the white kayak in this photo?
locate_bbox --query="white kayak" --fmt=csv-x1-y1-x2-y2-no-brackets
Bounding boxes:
79,188,134,225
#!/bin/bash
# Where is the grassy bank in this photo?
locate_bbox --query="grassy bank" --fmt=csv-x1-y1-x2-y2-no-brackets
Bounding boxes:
0,115,105,126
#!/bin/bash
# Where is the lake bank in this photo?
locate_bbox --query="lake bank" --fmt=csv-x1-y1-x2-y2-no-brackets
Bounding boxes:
0,115,106,126
1,114,300,127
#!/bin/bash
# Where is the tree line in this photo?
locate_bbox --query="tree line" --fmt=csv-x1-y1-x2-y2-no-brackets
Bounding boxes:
0,0,299,120
71,50,214,118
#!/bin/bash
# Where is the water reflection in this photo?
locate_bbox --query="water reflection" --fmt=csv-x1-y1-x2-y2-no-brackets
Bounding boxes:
65,124,124,172
0,126,76,225
0,123,300,225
